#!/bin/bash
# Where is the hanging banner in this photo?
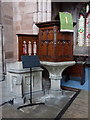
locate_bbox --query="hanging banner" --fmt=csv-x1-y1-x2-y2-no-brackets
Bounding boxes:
86,13,90,46
59,12,73,32
77,15,85,46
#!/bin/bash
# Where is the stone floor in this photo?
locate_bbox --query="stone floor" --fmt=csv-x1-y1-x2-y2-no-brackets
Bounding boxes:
61,90,89,119
0,80,89,119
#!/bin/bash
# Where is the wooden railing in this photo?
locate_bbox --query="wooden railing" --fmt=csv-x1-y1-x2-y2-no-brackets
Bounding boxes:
17,34,38,61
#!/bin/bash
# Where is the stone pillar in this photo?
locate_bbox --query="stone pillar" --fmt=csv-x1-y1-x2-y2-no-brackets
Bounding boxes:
49,74,62,91
0,24,3,118
41,61,75,91
0,24,3,81
32,0,51,34
46,0,51,21
37,0,51,22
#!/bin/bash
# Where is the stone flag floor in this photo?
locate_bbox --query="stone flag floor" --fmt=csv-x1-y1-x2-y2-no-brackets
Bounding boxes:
0,80,89,119
1,90,89,120
1,89,80,119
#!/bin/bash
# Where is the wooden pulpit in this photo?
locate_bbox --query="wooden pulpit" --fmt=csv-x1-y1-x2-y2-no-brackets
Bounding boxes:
36,20,73,62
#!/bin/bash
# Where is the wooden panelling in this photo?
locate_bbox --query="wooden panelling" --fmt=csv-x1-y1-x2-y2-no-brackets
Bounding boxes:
63,64,85,77
36,20,73,62
62,56,87,85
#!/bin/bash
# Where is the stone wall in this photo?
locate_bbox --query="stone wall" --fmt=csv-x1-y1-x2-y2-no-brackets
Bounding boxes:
51,2,61,20
0,0,2,80
0,0,1,23
0,1,52,63
0,24,3,81
1,2,14,62
13,0,51,61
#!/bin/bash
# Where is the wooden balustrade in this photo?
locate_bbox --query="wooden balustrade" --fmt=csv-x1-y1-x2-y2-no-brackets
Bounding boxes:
17,34,38,61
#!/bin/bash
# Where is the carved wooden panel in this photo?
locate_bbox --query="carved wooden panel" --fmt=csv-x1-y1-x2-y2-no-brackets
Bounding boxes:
36,21,73,62
39,41,47,61
47,29,54,40
41,30,47,40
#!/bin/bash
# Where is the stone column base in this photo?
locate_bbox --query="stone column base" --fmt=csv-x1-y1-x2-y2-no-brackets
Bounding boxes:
49,74,62,91
13,97,24,105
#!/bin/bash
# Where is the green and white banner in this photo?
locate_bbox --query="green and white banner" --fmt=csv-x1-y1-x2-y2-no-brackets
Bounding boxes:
59,12,73,32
